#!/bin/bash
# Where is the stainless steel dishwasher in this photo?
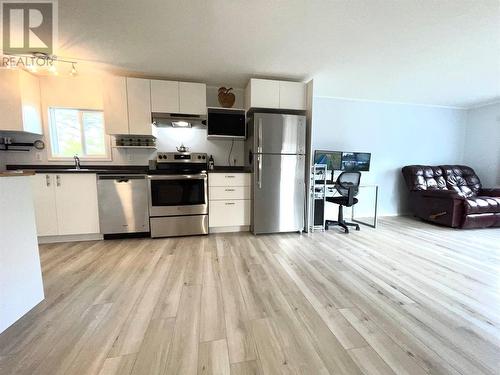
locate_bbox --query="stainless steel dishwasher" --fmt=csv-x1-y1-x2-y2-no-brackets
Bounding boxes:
97,175,150,237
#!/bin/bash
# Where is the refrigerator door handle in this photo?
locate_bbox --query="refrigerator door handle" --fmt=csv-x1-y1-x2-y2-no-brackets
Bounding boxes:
257,118,263,153
257,154,262,189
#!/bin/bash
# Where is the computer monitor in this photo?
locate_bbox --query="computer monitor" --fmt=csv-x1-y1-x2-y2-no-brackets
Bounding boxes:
314,150,342,170
341,152,371,172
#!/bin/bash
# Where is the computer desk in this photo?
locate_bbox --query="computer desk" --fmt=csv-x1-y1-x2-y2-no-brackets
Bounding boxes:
323,183,379,228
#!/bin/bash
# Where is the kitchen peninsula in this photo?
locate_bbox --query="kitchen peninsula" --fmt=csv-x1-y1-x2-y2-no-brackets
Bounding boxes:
0,173,44,334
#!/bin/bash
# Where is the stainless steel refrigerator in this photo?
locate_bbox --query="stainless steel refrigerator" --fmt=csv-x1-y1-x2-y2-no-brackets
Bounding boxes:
246,112,306,234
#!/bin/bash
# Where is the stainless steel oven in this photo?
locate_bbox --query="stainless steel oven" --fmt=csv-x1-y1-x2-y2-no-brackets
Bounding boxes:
148,173,208,216
147,152,209,238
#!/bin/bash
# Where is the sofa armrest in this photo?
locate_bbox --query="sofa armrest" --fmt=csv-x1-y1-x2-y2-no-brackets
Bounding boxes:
479,188,500,197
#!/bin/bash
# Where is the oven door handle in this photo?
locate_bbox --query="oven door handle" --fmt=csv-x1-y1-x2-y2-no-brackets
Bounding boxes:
147,173,207,180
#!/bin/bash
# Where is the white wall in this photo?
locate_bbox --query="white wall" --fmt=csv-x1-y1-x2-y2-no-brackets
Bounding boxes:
463,102,500,187
311,97,467,216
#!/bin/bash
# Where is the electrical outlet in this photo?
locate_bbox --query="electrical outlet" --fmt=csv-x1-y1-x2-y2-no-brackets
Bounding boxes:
35,152,43,161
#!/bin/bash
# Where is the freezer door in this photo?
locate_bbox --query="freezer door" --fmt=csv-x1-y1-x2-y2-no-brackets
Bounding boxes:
253,154,305,234
253,113,306,154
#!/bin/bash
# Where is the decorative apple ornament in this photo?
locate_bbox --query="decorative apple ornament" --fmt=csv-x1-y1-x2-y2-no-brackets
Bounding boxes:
218,87,236,108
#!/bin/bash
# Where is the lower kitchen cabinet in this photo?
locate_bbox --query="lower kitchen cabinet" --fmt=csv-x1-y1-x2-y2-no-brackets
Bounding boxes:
208,172,251,231
209,199,251,227
31,173,100,237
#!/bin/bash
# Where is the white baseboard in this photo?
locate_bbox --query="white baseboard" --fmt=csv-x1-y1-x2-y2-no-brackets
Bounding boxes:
209,225,250,234
38,233,103,244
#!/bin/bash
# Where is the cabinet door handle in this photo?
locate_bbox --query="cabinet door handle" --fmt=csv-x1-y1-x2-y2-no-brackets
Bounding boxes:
225,188,235,192
56,175,61,187
225,202,235,205
45,174,50,187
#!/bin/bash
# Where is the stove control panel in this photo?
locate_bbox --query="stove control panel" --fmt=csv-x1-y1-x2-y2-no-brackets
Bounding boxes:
156,152,207,163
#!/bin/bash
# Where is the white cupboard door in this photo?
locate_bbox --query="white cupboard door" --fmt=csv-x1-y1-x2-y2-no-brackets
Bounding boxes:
179,82,207,115
248,79,280,109
31,174,58,236
209,200,251,227
103,75,129,135
55,174,100,235
19,70,42,134
0,70,25,132
151,80,179,113
279,81,306,110
126,78,152,135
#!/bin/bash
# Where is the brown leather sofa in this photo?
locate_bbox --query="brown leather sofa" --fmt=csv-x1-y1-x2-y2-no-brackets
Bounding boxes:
401,165,500,228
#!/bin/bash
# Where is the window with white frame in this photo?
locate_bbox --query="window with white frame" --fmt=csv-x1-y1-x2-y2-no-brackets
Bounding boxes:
48,108,109,159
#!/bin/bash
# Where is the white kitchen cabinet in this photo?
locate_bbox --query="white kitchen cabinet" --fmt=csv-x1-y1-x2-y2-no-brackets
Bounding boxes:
31,174,58,236
55,174,100,235
245,78,306,111
209,200,251,227
103,76,152,135
279,81,306,110
179,82,207,115
127,78,152,135
103,75,129,135
209,173,251,230
31,173,100,236
0,70,42,134
151,80,179,113
245,79,280,110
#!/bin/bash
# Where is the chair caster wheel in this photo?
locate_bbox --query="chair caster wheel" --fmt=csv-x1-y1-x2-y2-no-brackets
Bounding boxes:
355,226,360,231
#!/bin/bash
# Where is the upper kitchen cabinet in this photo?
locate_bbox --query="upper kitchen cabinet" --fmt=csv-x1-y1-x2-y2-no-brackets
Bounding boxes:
179,82,207,115
278,81,306,110
126,78,152,135
245,78,306,111
151,80,179,113
103,76,152,135
103,75,129,135
0,70,42,134
150,80,206,115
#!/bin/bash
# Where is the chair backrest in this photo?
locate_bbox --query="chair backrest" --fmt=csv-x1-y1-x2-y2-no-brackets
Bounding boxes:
336,172,361,197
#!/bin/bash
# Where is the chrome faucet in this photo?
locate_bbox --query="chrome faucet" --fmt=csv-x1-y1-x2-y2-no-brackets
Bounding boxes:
73,155,81,170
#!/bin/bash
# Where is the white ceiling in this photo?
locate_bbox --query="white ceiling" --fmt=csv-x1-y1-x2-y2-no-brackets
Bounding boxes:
57,0,500,108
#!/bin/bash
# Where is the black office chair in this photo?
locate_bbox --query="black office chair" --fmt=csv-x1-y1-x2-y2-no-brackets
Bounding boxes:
325,171,361,233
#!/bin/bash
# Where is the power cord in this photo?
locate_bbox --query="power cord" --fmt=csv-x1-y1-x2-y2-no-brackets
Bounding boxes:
227,138,234,166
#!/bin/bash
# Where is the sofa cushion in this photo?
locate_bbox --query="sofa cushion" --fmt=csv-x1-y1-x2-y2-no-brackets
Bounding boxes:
464,196,500,215
440,165,481,198
401,165,447,191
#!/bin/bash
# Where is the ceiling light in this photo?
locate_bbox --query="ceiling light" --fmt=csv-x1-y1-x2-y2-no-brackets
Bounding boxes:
171,121,191,128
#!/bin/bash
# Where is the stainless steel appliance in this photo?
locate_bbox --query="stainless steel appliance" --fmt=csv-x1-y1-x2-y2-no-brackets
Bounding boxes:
97,175,150,236
246,112,306,234
148,152,208,238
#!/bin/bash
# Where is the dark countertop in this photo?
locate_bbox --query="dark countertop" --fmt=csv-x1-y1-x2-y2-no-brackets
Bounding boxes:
209,166,251,173
7,164,251,174
6,165,149,175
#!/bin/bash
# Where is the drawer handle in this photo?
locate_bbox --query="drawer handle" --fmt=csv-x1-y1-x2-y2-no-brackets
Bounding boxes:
225,175,235,178
225,188,235,192
225,202,235,205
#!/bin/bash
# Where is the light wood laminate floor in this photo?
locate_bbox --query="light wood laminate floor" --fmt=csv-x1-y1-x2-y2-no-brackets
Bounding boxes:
1,217,499,375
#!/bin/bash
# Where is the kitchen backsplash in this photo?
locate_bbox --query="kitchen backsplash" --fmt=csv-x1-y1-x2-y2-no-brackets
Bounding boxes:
1,129,244,167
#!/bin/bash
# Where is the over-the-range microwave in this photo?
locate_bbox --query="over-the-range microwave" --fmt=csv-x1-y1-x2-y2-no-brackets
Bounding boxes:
207,108,246,139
